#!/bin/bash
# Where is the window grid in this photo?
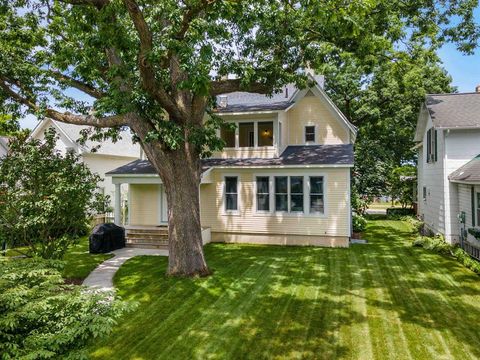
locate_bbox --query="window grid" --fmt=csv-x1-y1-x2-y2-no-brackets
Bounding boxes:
256,176,270,212
305,126,315,143
309,176,324,214
225,176,238,211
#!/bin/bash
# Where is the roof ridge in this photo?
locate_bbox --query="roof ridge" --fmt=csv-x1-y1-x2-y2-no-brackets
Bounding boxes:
427,92,480,96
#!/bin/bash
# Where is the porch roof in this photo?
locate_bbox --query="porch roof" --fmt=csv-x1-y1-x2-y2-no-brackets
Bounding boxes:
106,144,354,176
449,154,480,184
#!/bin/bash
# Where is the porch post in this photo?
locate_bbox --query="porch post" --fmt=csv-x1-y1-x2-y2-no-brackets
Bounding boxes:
114,183,121,225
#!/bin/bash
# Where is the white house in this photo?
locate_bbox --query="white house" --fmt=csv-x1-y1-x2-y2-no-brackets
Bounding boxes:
30,119,141,211
415,88,480,245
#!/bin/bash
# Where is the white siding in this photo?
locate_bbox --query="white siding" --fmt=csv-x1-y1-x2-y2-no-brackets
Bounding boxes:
457,183,480,246
418,115,445,236
444,129,480,242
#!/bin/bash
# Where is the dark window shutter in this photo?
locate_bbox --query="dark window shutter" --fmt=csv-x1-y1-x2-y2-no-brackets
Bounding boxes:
434,129,438,162
472,186,475,227
426,129,431,163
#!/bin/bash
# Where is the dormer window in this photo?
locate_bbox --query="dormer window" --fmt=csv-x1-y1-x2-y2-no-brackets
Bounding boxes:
305,126,315,143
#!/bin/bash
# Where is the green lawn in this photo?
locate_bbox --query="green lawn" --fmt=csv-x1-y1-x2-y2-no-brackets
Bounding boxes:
62,236,113,281
90,219,480,360
3,236,112,281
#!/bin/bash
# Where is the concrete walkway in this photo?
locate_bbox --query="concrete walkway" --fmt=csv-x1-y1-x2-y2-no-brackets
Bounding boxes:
83,247,168,291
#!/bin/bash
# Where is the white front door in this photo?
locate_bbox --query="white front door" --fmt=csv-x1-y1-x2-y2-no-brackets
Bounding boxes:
160,185,168,224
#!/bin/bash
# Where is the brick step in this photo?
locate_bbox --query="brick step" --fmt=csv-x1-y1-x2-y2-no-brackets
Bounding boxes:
126,242,168,250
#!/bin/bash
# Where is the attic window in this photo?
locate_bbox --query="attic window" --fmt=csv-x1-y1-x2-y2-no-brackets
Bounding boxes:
305,126,315,143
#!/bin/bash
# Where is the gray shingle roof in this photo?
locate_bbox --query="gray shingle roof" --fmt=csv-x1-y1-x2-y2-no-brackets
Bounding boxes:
449,155,480,183
106,144,353,175
426,93,480,128
214,75,326,113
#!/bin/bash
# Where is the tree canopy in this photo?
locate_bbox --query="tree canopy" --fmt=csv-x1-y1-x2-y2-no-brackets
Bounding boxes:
0,0,478,275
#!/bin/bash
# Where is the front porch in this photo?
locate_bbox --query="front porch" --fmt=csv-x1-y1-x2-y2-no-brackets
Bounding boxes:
124,225,212,249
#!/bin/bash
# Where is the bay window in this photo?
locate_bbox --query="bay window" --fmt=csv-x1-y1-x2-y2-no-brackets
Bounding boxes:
274,176,288,211
256,176,270,211
309,176,324,213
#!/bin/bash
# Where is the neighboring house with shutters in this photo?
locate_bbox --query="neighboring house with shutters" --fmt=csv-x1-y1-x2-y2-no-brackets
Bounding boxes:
30,119,141,210
415,89,480,245
107,74,357,248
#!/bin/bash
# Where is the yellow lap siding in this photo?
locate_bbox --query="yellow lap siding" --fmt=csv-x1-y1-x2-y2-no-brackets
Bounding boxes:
288,96,349,145
129,184,159,225
200,167,350,237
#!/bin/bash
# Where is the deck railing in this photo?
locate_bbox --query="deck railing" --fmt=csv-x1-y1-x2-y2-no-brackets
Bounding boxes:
461,241,480,261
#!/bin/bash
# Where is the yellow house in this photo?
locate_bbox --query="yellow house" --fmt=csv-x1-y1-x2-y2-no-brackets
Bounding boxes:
107,74,356,248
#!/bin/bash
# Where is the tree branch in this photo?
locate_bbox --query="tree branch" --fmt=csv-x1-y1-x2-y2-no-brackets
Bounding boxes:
58,0,108,9
123,0,184,119
49,70,106,99
0,79,128,128
210,79,272,96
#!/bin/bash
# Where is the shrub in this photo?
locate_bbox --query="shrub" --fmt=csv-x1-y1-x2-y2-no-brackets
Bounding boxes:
412,235,480,275
0,258,130,359
352,214,367,233
0,129,109,259
386,207,415,218
401,216,424,234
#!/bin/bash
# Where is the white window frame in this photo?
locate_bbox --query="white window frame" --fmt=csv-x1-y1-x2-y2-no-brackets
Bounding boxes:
304,125,316,144
255,176,272,213
219,119,278,150
252,173,327,217
308,176,325,214
223,175,240,215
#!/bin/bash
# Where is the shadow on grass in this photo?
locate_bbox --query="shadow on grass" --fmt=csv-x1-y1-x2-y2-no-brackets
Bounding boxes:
90,220,480,360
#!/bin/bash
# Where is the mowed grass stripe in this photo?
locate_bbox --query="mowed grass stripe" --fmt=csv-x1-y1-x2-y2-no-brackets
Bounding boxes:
89,220,480,360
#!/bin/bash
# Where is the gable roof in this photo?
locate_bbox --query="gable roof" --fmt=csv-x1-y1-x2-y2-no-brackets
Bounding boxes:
106,144,354,176
415,92,480,142
30,119,140,158
427,93,480,128
449,154,480,183
214,74,356,139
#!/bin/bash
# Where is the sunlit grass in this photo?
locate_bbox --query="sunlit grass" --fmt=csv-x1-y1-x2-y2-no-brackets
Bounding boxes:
89,219,480,360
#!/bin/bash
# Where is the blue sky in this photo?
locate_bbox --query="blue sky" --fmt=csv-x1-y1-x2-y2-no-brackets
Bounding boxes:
19,8,480,130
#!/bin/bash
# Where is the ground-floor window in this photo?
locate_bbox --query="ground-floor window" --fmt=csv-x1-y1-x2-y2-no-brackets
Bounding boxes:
256,175,325,215
225,176,238,211
476,192,480,226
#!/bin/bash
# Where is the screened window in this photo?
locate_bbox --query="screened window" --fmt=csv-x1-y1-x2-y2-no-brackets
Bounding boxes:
239,122,254,147
220,124,235,147
256,177,270,211
290,176,304,212
305,126,315,143
258,121,273,147
310,176,324,213
225,177,238,211
275,176,288,212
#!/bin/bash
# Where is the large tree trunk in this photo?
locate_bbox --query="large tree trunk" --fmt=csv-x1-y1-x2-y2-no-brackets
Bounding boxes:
146,144,209,277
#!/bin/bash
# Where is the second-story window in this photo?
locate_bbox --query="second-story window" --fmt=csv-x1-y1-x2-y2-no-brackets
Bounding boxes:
305,126,315,143
426,128,437,163
239,122,254,147
258,121,274,146
220,125,235,147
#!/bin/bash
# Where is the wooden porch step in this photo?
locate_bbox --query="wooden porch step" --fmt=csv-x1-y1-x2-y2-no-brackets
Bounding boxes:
126,242,168,250
126,237,168,244
126,233,169,241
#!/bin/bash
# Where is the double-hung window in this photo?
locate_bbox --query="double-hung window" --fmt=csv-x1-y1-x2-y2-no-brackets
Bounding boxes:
256,177,270,211
290,176,304,212
305,126,315,143
274,176,288,211
426,128,437,163
309,176,324,213
225,176,238,211
476,192,480,227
